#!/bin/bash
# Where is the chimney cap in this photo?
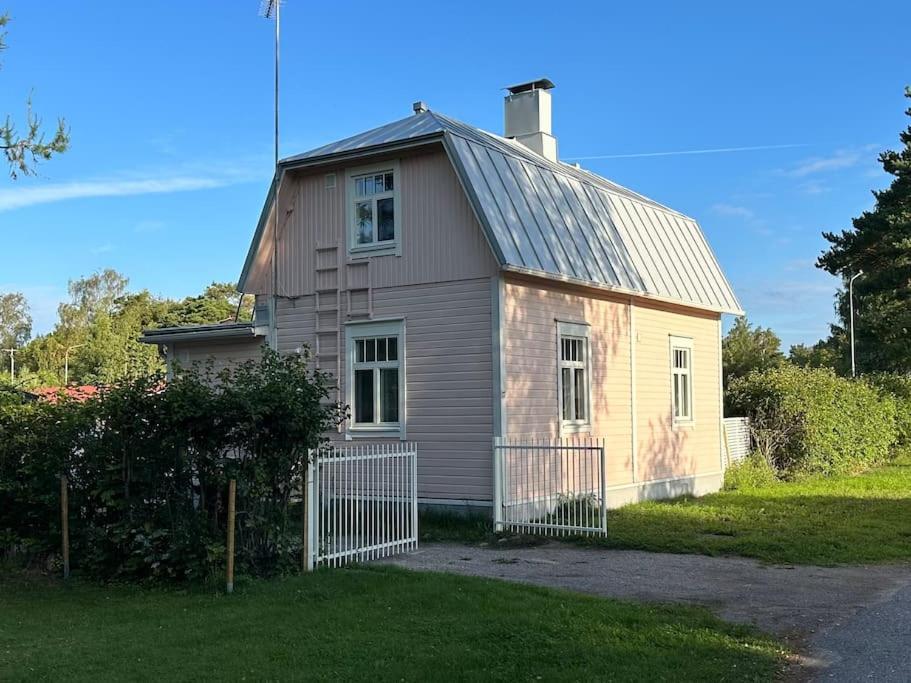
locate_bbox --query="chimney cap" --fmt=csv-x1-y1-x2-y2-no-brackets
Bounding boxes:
505,78,555,95
412,100,429,114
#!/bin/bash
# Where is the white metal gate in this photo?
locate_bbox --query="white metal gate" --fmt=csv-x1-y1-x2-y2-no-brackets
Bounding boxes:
493,436,607,536
306,443,418,568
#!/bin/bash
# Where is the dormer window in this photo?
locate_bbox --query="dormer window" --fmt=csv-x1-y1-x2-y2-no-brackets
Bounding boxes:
347,161,401,256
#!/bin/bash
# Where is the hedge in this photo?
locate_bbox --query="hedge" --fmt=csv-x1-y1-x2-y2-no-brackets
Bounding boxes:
867,373,911,447
727,365,898,476
0,348,342,582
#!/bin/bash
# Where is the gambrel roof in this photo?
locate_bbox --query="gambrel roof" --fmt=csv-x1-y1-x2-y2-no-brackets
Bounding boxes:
240,110,742,315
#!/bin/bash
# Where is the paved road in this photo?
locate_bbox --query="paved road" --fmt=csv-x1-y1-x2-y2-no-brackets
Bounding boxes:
811,581,911,681
381,542,911,680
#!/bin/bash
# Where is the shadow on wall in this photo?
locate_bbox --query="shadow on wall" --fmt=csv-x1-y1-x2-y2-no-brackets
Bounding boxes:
504,281,699,488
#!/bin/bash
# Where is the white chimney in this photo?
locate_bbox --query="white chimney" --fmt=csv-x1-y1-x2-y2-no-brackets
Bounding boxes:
504,78,557,161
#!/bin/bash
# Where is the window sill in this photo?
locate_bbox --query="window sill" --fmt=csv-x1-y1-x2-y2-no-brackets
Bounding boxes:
349,243,399,259
561,422,592,436
346,426,404,440
672,420,696,431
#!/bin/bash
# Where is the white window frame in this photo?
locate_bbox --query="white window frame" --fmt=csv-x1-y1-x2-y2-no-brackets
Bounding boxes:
346,160,401,258
345,318,406,439
556,321,592,435
669,335,694,426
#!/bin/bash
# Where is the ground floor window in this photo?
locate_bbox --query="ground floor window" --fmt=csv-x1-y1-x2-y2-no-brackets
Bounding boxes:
557,321,592,433
346,319,405,437
670,335,694,424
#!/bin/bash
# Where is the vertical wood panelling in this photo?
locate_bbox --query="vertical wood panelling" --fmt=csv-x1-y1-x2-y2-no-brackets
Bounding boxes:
248,147,499,295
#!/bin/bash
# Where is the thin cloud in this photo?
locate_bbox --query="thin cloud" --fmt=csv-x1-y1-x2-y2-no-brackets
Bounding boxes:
90,243,115,255
0,176,233,212
711,203,755,219
785,144,879,178
134,219,167,234
566,143,807,161
799,180,830,195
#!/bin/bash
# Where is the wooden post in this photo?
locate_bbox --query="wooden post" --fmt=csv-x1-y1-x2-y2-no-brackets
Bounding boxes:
60,475,70,580
226,479,236,594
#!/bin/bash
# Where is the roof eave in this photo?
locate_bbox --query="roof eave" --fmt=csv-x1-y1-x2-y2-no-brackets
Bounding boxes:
501,265,744,316
139,323,265,345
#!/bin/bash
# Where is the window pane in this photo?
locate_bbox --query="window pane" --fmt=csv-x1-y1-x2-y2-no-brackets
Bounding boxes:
356,201,373,244
562,367,572,420
673,374,681,417
356,339,364,363
356,177,365,197
385,172,394,191
574,368,586,420
365,338,375,362
376,337,386,362
375,174,383,192
386,337,398,361
354,369,374,423
377,197,395,242
380,368,399,423
684,375,689,417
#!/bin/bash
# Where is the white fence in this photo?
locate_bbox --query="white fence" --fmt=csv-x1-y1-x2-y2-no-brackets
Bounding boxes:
493,436,607,536
306,443,418,569
723,417,752,465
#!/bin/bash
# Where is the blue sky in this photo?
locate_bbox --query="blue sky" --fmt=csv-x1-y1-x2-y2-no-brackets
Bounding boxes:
1,0,909,349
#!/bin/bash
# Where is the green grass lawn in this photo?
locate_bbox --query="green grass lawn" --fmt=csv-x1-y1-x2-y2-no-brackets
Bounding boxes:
422,459,911,566
595,459,911,565
0,567,784,682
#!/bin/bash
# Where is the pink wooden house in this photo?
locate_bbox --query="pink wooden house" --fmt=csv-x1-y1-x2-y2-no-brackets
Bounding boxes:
142,79,742,514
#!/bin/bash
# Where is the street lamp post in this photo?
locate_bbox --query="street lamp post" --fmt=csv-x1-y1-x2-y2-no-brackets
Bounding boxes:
64,344,85,386
849,270,864,378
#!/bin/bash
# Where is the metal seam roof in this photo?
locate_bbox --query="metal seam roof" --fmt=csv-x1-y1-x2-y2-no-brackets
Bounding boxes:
244,109,742,315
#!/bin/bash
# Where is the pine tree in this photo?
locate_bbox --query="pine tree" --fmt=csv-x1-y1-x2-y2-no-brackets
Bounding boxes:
817,87,911,373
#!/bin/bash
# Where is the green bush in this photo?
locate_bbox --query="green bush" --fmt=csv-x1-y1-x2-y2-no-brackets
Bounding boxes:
722,453,779,491
727,366,897,477
0,348,343,582
867,373,911,447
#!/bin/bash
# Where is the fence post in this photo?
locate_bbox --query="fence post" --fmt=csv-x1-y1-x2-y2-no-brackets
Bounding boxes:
304,452,315,572
411,444,418,545
492,438,503,532
60,475,70,580
226,478,236,594
599,440,607,534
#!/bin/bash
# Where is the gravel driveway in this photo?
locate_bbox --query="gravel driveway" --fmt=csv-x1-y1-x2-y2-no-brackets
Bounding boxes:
381,542,911,680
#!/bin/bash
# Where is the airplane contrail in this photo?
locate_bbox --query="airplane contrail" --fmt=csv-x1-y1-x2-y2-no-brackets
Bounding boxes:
566,143,808,161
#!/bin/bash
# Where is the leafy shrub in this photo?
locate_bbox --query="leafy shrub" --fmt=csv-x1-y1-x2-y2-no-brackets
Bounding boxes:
0,348,343,582
867,373,911,447
723,453,779,491
727,366,897,477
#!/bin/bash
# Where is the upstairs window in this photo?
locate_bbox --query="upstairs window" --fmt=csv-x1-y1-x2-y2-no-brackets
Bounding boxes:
557,321,592,433
348,162,400,255
670,336,694,423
